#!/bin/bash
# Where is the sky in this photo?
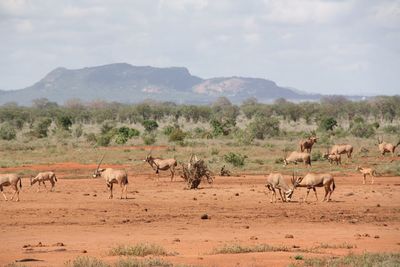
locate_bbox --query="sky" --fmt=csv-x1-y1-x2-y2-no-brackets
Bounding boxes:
0,0,399,95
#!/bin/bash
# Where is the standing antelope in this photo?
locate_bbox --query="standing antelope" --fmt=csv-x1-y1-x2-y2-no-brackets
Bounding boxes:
0,173,22,201
299,136,317,153
330,144,353,159
265,173,295,203
323,148,341,165
92,155,128,199
30,171,58,192
293,173,335,202
283,151,311,166
144,154,177,181
377,137,400,156
356,166,377,184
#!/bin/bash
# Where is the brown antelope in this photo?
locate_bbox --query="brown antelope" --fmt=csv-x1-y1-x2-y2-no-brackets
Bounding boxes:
293,173,335,202
330,144,353,158
356,166,377,184
284,151,311,166
0,173,22,201
299,136,317,153
265,173,295,203
377,137,400,156
93,155,128,199
144,153,177,181
30,171,58,192
323,148,341,165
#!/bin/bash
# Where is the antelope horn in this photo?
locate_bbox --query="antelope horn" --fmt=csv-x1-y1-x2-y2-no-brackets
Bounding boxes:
96,153,105,172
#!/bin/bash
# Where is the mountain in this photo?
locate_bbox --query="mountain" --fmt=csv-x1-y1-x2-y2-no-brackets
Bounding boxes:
0,63,322,105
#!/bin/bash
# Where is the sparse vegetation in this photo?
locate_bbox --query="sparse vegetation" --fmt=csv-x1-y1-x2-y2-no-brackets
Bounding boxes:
110,243,167,257
300,252,400,267
212,243,290,254
65,256,110,267
224,152,247,167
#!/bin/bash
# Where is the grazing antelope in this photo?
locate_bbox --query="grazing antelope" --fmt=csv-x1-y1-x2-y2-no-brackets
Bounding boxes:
93,155,128,199
356,166,377,185
299,136,317,153
30,171,58,192
0,173,22,201
377,137,400,156
144,153,177,181
265,173,295,203
330,144,353,159
283,151,311,166
293,173,335,202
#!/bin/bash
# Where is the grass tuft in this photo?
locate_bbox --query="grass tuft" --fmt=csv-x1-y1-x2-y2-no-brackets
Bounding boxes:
301,252,400,267
212,243,289,254
65,256,110,267
115,257,172,267
110,243,167,257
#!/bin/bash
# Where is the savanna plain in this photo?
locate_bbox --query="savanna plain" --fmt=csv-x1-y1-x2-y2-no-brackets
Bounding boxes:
1,97,400,266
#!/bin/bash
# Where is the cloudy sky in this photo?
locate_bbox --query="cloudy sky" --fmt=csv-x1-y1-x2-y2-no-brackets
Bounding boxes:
0,0,399,95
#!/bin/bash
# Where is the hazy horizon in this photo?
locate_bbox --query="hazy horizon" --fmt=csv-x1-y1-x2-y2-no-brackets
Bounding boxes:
1,0,399,96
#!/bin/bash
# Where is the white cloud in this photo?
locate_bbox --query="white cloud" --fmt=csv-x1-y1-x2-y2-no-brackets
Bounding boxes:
369,1,400,28
15,19,33,33
263,0,353,24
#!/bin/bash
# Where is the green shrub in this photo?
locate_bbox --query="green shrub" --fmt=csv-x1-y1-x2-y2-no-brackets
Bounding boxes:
162,125,175,136
318,117,337,131
33,118,52,138
115,126,140,144
115,257,172,267
97,135,112,147
142,120,158,132
210,119,234,136
56,114,72,131
169,127,186,142
350,123,375,138
0,122,16,140
246,115,280,139
142,133,156,145
234,129,254,145
224,152,247,167
211,148,219,155
85,133,97,144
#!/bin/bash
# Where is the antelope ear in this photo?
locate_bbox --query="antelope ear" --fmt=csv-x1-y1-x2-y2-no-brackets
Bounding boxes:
99,169,106,172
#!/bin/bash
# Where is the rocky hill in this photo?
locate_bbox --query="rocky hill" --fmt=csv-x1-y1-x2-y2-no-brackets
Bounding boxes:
0,63,322,105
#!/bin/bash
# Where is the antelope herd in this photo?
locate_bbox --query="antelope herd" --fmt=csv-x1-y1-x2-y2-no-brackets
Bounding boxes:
0,135,398,202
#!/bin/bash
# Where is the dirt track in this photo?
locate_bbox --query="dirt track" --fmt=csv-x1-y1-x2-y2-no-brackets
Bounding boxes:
1,165,400,266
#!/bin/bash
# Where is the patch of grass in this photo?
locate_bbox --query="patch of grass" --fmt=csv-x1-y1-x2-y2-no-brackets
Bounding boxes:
294,255,304,260
301,252,400,267
316,242,356,249
212,243,290,254
377,163,400,176
115,257,171,267
110,243,167,257
65,256,110,267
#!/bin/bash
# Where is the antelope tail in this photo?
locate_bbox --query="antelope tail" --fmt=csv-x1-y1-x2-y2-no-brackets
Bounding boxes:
332,179,336,192
19,178,22,189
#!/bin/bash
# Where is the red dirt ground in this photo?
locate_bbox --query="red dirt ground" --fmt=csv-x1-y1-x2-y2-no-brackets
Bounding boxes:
1,164,399,266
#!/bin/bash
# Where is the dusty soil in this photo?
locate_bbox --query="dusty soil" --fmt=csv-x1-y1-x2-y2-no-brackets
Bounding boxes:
1,164,400,266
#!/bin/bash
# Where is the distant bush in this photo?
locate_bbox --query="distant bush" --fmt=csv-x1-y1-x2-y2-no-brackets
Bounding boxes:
85,133,97,144
318,117,337,132
234,129,254,145
224,152,247,167
32,118,52,138
246,116,280,139
142,133,156,145
56,114,72,131
97,134,112,147
383,125,400,134
168,127,186,142
0,122,16,140
350,122,375,138
210,119,235,136
142,120,158,132
311,150,323,161
115,126,140,144
73,124,83,138
162,125,175,136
